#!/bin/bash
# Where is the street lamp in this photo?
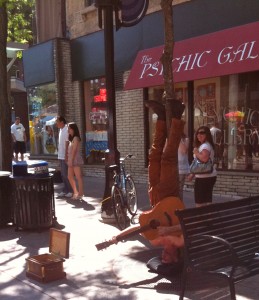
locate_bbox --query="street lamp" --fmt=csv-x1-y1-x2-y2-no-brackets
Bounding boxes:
94,0,149,217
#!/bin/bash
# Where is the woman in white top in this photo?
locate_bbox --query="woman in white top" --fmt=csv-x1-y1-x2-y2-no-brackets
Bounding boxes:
188,126,217,207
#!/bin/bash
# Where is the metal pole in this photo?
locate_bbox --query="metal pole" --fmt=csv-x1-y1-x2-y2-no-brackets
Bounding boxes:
95,1,120,202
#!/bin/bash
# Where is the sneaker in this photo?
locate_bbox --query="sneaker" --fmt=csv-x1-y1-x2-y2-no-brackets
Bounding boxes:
65,192,73,198
100,210,116,223
57,192,66,197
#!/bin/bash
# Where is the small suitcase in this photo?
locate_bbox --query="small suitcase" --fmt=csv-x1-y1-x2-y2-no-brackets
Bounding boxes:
26,228,70,283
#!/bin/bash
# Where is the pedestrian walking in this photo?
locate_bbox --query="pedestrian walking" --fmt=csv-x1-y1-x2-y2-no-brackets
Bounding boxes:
11,117,27,161
56,116,73,198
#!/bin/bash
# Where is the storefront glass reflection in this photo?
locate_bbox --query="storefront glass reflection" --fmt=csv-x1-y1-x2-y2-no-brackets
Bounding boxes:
28,83,58,156
84,78,108,164
148,71,259,171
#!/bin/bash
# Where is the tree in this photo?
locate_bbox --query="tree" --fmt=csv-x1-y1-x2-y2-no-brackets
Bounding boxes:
0,0,12,171
161,0,175,135
0,0,35,170
7,0,35,44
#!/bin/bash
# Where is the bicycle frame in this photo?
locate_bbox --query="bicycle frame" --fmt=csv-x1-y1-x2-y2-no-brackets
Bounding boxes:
113,154,133,205
109,154,137,229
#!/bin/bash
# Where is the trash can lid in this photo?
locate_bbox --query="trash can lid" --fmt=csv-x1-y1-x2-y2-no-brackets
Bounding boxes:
12,161,28,166
26,160,48,167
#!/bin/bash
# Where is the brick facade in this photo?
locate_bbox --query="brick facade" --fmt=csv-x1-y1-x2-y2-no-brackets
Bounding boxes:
54,39,84,126
45,0,259,198
66,0,190,39
116,72,148,184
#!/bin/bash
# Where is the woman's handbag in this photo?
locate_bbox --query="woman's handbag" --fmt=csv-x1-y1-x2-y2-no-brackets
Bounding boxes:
190,157,213,174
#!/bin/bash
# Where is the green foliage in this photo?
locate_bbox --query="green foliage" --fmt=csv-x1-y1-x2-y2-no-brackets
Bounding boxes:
0,0,7,7
7,0,35,44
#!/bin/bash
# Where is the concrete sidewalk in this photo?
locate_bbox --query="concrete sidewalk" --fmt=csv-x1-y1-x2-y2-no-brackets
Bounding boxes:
0,176,258,299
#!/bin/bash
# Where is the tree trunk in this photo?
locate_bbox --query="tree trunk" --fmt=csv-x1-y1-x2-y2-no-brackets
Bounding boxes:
0,3,12,171
161,0,174,136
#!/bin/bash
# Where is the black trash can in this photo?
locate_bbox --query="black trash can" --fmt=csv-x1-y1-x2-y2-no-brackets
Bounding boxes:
0,171,12,227
11,175,56,230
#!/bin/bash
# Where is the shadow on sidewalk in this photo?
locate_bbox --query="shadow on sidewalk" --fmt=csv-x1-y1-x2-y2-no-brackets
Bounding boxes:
65,198,95,211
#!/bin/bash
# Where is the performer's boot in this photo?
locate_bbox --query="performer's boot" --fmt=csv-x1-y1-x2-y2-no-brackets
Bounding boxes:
144,100,166,121
145,99,185,120
169,99,185,120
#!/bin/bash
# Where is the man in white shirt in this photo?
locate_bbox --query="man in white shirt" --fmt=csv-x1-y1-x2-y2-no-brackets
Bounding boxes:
11,117,27,161
56,116,73,198
210,124,221,144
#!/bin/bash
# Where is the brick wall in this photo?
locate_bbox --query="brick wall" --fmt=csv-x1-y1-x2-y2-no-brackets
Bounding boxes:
185,171,259,199
66,0,191,39
214,171,259,198
54,39,83,125
115,72,148,184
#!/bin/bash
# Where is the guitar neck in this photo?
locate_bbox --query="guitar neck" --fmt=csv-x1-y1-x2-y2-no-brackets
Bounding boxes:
95,219,160,251
115,223,150,242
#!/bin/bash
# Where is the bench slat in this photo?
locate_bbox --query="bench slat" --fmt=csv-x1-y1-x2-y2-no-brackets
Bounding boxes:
175,196,259,299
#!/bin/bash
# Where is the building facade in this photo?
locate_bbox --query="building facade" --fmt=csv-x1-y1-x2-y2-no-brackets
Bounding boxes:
23,0,259,197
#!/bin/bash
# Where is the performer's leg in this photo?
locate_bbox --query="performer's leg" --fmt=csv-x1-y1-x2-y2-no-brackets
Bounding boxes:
145,101,167,206
148,121,167,204
156,100,185,200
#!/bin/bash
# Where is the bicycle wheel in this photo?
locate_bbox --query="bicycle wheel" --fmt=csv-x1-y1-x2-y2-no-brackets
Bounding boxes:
111,185,127,230
125,176,138,215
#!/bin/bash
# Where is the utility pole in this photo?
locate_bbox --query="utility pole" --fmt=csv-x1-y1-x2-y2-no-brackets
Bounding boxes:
95,0,120,211
95,0,149,217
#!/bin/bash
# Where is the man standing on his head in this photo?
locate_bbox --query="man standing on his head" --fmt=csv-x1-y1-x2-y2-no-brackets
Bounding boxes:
56,116,73,198
11,117,27,161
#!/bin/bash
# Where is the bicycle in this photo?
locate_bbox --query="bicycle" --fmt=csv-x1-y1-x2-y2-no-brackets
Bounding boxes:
108,154,138,230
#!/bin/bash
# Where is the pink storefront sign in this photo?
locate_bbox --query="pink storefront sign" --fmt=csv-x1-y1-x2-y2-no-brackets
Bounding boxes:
125,21,259,90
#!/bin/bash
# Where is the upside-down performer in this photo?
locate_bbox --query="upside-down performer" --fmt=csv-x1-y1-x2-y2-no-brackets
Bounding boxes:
143,99,186,276
96,99,186,276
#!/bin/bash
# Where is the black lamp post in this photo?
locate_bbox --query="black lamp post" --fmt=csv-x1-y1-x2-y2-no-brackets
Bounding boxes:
95,1,120,204
94,0,149,213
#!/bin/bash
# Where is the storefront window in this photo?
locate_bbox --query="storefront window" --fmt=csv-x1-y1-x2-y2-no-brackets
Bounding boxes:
194,72,259,171
28,83,58,156
148,71,259,172
84,78,108,164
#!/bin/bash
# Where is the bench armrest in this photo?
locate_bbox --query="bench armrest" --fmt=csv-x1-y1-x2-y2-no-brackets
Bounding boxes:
201,234,238,257
187,234,239,276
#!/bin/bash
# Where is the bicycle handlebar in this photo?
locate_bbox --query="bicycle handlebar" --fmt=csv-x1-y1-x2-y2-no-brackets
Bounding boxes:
120,154,135,162
102,154,135,163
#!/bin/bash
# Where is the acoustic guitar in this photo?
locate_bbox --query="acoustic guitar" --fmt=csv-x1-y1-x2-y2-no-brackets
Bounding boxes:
95,196,184,251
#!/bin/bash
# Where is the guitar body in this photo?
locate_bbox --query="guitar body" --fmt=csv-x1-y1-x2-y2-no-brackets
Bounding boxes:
95,196,185,251
139,196,185,240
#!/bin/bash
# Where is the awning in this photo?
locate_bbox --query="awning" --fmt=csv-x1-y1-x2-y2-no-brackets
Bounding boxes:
125,21,259,90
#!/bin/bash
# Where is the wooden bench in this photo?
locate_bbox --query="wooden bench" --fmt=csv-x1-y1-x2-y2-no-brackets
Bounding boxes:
175,196,259,300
